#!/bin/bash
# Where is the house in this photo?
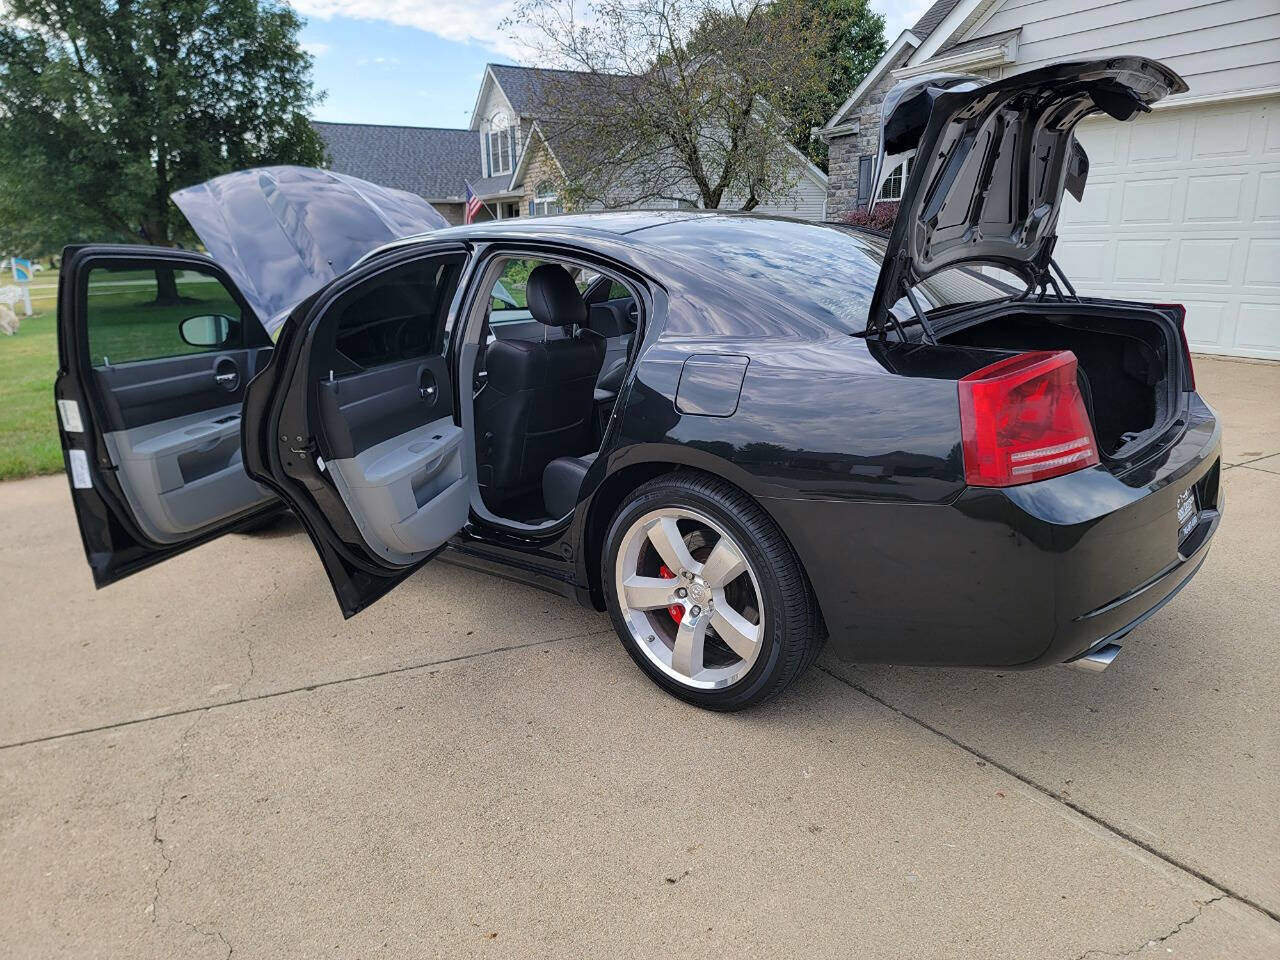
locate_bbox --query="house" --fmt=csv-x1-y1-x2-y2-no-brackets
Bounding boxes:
316,63,829,228
819,0,1280,360
316,123,482,225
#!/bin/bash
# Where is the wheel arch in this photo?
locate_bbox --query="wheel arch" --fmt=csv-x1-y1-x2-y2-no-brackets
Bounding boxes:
579,445,823,633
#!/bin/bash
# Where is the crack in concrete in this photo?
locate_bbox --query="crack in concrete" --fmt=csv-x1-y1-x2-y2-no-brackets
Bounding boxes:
238,633,256,701
148,711,206,924
1,630,610,751
1223,450,1280,471
1071,895,1225,959
816,665,1280,925
147,714,236,956
183,922,233,958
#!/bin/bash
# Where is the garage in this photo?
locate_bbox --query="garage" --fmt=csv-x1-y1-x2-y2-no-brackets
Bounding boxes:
1058,95,1280,360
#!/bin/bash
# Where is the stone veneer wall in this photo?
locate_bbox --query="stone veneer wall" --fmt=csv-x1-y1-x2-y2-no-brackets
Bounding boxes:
519,134,570,214
825,45,915,221
431,202,467,226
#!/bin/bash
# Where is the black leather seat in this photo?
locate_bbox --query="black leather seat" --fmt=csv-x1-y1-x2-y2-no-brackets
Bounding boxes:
475,264,605,507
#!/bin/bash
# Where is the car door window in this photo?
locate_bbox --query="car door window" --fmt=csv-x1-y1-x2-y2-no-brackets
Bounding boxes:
487,258,599,330
332,256,463,370
84,265,246,367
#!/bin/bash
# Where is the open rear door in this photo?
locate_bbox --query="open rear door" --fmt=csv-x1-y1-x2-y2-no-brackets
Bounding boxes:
242,243,474,617
56,246,280,586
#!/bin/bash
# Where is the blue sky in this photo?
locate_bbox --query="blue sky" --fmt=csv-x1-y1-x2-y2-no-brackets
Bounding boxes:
298,1,931,129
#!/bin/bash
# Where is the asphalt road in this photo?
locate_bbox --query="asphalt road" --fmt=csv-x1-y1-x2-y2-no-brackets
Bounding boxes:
1,356,1277,958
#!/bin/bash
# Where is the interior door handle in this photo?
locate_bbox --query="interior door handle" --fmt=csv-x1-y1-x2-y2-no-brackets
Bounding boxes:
419,368,438,402
213,358,240,391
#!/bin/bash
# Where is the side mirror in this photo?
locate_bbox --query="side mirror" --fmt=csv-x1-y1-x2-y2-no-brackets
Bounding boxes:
179,314,235,348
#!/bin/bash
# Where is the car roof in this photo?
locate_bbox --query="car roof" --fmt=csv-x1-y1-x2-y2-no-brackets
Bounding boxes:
374,210,883,267
377,212,891,337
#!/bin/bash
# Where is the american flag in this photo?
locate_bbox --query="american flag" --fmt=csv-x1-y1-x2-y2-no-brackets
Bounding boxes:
465,183,483,224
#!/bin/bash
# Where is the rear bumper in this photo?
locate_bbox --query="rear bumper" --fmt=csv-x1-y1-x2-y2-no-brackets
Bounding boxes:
766,393,1223,668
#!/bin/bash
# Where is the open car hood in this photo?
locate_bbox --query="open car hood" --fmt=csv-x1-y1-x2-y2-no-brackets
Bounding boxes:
172,166,448,335
869,57,1187,331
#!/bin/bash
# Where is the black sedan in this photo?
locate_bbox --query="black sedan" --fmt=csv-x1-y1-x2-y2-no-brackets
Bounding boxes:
55,57,1221,709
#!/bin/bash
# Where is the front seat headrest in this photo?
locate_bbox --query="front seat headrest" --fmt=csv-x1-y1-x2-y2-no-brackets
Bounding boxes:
526,263,587,328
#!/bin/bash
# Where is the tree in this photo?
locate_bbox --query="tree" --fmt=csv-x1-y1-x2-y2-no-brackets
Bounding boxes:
503,0,831,211
0,0,326,291
769,0,886,167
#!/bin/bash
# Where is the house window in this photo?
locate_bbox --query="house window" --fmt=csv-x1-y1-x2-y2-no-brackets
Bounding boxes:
878,158,911,201
487,120,514,177
530,180,562,216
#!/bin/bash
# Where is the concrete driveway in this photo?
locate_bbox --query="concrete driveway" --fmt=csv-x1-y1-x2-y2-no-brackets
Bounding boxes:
2,356,1277,959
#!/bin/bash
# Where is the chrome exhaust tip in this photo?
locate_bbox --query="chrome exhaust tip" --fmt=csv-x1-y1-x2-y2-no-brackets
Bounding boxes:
1065,643,1122,673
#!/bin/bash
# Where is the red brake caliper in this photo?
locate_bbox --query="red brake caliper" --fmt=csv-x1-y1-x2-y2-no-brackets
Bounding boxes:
658,564,684,623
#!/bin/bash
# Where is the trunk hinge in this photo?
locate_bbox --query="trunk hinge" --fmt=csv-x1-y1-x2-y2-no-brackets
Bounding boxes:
1030,236,1079,303
903,282,939,345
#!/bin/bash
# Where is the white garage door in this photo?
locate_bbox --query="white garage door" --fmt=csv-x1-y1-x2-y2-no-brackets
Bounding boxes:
1057,96,1280,360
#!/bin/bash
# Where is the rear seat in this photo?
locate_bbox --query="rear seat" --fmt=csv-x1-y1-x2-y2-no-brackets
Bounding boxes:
542,452,599,519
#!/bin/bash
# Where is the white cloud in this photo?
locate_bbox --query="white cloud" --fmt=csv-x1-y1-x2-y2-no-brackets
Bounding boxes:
301,41,331,56
870,0,934,41
291,1,936,63
289,1,522,57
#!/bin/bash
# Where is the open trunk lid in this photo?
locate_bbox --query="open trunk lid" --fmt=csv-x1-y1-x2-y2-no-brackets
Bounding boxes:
172,166,448,336
868,57,1187,333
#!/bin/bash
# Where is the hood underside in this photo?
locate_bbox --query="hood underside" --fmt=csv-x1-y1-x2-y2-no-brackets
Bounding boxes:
172,166,448,335
869,57,1188,330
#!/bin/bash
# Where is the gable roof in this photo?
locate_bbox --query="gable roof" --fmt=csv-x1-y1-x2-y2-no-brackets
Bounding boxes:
315,122,479,202
823,29,919,131
488,64,588,117
911,0,967,42
823,0,997,130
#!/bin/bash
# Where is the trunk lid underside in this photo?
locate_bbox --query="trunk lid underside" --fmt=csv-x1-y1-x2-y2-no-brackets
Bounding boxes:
868,56,1188,331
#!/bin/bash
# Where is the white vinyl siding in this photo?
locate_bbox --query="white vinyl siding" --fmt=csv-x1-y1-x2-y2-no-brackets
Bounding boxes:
749,172,829,221
1056,97,1280,359
967,0,1280,101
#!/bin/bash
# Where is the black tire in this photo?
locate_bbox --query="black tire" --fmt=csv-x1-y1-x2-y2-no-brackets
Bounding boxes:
602,470,825,710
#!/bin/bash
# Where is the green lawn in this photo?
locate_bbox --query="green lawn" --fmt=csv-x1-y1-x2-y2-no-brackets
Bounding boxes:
0,303,61,479
0,271,241,480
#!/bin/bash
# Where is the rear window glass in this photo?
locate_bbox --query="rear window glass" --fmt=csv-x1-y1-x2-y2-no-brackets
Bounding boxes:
644,218,883,335
852,232,1023,319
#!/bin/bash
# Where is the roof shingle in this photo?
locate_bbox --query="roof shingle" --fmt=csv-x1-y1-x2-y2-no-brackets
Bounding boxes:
488,64,586,116
910,0,966,41
314,122,479,201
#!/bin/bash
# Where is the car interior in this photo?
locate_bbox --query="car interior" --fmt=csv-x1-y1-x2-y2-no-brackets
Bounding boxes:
465,256,640,526
81,261,276,544
293,249,639,569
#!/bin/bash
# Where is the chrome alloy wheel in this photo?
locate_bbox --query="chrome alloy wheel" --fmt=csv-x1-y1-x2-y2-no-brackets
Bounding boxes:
614,507,765,689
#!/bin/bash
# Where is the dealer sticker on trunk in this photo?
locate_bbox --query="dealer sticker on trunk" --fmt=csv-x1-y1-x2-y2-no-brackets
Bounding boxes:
1177,486,1200,543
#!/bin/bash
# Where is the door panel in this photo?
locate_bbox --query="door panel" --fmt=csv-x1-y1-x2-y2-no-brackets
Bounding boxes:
318,354,465,561
92,347,272,428
242,244,473,616
56,246,279,587
317,355,453,458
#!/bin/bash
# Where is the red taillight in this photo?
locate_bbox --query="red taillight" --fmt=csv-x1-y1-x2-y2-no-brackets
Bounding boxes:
958,350,1100,487
1156,303,1195,390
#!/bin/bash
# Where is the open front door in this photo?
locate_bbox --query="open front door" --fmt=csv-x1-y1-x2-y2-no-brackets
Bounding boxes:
242,244,473,617
56,246,280,586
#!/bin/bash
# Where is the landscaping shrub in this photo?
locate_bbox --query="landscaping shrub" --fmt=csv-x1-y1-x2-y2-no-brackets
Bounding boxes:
843,200,899,232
